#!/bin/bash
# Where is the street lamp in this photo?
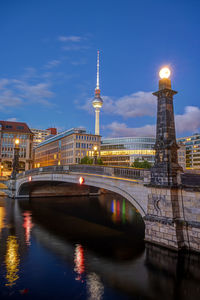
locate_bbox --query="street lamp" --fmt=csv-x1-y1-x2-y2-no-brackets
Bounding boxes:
93,145,98,165
0,165,3,177
11,139,20,179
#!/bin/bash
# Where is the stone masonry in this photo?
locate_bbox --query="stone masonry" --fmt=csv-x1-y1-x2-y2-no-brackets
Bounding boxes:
145,70,200,252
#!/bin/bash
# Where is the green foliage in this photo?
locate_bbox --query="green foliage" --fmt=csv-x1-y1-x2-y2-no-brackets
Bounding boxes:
131,158,152,169
80,156,104,165
80,156,93,164
97,158,103,165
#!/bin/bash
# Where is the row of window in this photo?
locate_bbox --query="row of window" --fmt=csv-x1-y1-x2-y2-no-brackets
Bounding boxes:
76,143,94,149
76,135,98,141
2,134,29,139
102,138,155,144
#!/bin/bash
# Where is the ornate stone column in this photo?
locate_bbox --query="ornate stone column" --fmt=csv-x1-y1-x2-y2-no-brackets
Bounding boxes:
145,68,185,251
151,67,182,186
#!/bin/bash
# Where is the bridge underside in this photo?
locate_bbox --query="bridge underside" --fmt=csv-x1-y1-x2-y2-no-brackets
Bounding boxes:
18,180,100,198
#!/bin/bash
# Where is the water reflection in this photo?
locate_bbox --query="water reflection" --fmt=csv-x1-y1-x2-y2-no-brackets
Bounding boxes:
5,235,20,287
87,272,104,300
0,195,199,299
74,244,85,282
23,211,34,246
0,206,5,234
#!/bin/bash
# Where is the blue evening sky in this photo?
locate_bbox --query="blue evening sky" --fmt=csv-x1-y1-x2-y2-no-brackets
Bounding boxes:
0,0,200,138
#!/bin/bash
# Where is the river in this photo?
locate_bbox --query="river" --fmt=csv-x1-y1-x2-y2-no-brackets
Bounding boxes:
0,193,200,299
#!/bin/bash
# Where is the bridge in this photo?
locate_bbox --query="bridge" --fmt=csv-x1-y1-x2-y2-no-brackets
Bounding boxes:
7,163,200,254
11,165,150,217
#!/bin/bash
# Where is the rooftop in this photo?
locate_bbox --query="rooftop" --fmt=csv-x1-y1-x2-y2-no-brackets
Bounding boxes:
35,127,87,148
0,121,32,134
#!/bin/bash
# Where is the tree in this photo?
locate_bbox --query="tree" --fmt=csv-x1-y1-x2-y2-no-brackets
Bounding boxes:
80,156,104,165
131,158,152,169
80,156,93,164
97,157,103,165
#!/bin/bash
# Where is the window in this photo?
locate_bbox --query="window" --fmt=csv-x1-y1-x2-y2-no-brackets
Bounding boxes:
16,126,24,130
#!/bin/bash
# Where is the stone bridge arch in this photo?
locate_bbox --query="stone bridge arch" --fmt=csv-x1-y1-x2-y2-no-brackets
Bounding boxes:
15,173,148,217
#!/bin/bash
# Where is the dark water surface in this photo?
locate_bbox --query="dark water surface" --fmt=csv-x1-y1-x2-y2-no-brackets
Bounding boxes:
0,193,200,299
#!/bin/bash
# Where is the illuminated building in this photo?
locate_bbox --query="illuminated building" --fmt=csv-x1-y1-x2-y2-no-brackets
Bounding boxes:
177,133,200,169
101,137,186,168
100,137,156,166
31,127,57,148
34,128,101,167
92,51,103,136
0,121,33,176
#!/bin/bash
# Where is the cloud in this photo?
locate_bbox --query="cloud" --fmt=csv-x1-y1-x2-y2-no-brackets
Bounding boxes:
104,122,156,137
80,91,156,117
104,105,200,138
58,35,81,42
0,75,55,111
44,60,61,69
6,117,17,122
0,79,9,89
175,106,200,134
62,45,89,51
0,90,22,111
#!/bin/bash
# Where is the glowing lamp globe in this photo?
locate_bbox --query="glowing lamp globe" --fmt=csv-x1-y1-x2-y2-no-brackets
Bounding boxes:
15,139,20,145
159,67,171,79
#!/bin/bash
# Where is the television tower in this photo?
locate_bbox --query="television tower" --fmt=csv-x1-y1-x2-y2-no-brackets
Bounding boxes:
92,50,103,135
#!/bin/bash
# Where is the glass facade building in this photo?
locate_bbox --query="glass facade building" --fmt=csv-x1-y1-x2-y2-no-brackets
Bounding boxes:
101,137,186,168
100,137,156,166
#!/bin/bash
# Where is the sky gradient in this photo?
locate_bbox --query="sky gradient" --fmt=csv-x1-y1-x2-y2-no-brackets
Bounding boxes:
0,0,200,138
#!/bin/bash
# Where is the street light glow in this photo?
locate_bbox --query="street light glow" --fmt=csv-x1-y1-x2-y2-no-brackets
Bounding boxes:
159,67,171,79
93,146,97,151
15,139,20,145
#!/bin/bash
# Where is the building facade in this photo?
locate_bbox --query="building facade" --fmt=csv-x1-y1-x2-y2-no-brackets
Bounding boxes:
100,137,156,166
177,133,200,169
34,128,101,168
31,128,57,148
101,137,186,169
0,121,33,176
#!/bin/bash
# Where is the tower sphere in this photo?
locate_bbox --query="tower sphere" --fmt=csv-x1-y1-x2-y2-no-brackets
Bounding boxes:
159,67,171,79
92,95,103,108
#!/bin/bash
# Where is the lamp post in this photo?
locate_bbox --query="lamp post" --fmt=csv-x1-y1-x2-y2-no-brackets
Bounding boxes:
0,165,3,177
11,139,20,179
93,145,98,165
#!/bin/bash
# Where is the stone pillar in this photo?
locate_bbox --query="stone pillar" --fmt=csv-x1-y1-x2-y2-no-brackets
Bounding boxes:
145,68,185,251
150,72,182,186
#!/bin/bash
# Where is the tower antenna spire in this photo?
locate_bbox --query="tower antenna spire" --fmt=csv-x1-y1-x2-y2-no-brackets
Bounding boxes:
96,50,100,90
92,50,103,136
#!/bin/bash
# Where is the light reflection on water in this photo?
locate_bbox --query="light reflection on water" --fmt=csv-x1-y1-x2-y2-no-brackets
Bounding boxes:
0,194,199,300
23,211,34,246
87,272,104,300
74,244,85,282
5,235,20,287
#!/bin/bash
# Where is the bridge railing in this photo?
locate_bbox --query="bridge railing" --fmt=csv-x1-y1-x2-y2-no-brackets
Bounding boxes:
16,164,150,182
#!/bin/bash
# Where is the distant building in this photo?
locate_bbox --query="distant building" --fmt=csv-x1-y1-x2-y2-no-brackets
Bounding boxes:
31,128,57,148
34,128,101,167
177,142,186,170
177,133,200,169
100,137,156,166
0,121,33,176
100,136,186,169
